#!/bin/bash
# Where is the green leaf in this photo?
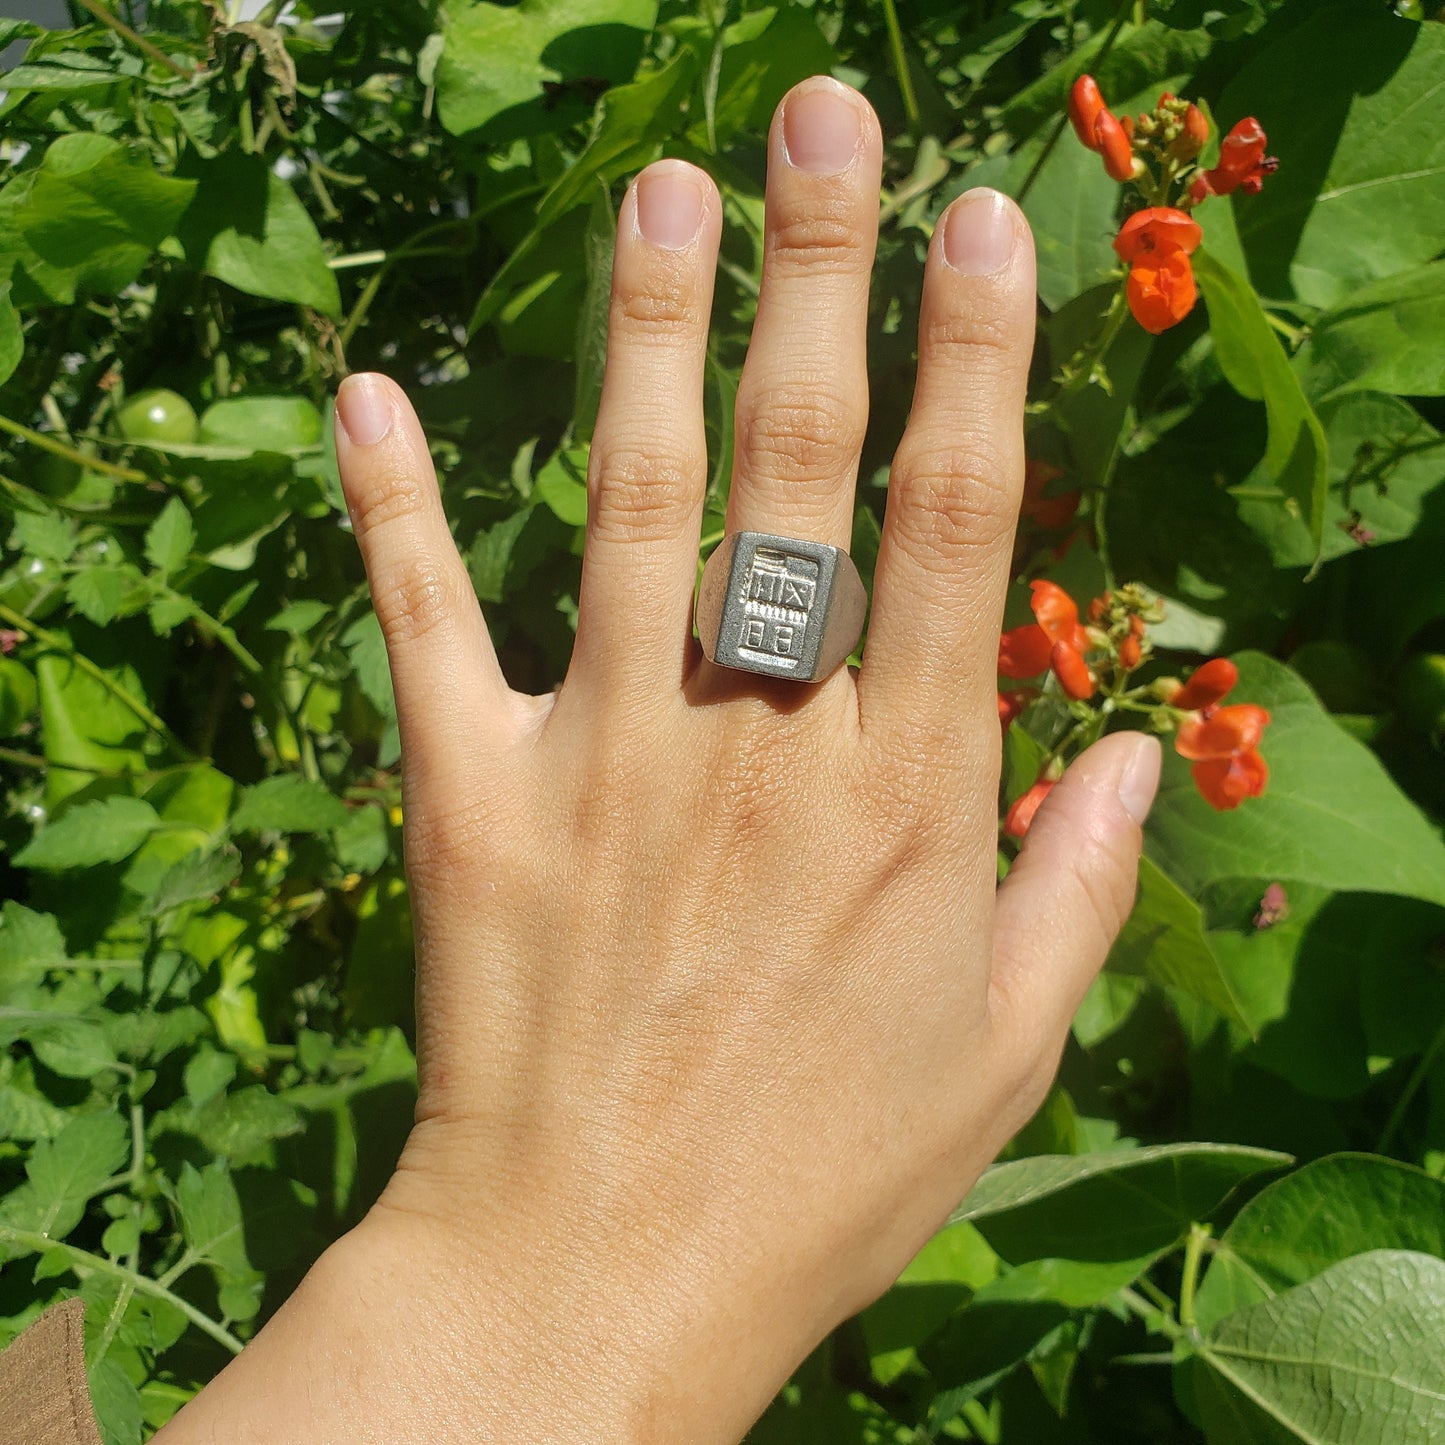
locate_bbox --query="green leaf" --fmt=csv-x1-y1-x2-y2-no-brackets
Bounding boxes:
690,6,835,147
1108,856,1250,1027
571,184,614,446
0,902,68,985
533,50,700,227
1234,392,1443,570
230,775,349,835
11,510,78,563
1193,1250,1445,1444
1295,262,1445,403
176,152,341,317
0,283,20,387
1145,653,1445,908
27,1020,120,1080
533,444,589,527
15,796,162,870
1194,249,1327,563
65,565,146,627
149,847,241,914
143,497,196,577
0,1111,128,1255
198,396,324,450
15,135,195,300
434,0,658,137
173,1161,263,1321
1193,1154,1445,1333
1223,2,1445,308
949,1143,1289,1267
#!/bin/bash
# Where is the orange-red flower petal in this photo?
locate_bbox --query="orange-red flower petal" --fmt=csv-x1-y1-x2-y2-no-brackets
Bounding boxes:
1030,579,1090,652
1170,658,1238,712
1126,251,1198,334
1113,207,1202,264
1176,703,1271,760
1191,749,1268,810
1069,75,1107,152
1051,641,1095,700
1005,777,1057,838
1094,109,1135,182
999,624,1053,679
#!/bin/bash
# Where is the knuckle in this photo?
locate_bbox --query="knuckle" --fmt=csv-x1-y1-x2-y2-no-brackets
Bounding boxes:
348,462,432,537
887,439,1018,561
373,557,466,649
612,273,706,337
588,445,699,545
923,303,1019,365
769,207,870,275
736,384,865,486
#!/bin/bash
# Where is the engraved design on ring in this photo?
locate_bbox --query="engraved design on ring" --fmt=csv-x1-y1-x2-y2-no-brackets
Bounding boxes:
695,531,868,682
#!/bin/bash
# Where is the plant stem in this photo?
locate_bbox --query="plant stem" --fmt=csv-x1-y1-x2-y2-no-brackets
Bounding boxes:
0,602,190,755
0,1226,243,1354
0,413,147,483
880,0,921,131
72,0,194,78
1377,1013,1445,1154
1016,0,1135,205
1179,1221,1210,1331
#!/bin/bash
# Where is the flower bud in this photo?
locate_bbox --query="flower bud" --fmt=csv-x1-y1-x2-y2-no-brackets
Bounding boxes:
1069,75,1107,151
1051,641,1095,701
1120,635,1142,670
1094,110,1135,182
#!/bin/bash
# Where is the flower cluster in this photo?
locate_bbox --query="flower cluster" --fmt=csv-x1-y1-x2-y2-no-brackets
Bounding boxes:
998,582,1271,836
1068,76,1277,333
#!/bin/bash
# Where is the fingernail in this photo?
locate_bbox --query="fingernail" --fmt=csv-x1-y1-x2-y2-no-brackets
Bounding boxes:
942,189,1016,275
636,161,706,250
1117,735,1162,827
782,80,862,174
335,374,393,448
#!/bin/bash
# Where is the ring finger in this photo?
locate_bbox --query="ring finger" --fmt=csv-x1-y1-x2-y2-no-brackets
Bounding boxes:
724,76,883,551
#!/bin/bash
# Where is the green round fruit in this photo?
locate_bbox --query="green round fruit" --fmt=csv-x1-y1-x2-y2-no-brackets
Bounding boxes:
116,389,200,445
1395,653,1445,737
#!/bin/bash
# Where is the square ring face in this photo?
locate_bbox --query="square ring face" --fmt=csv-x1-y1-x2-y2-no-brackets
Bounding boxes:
714,533,836,680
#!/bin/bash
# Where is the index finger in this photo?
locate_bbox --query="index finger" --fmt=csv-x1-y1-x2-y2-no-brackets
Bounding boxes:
857,189,1036,741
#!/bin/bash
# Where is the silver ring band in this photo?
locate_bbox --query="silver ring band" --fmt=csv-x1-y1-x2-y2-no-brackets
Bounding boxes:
695,530,867,682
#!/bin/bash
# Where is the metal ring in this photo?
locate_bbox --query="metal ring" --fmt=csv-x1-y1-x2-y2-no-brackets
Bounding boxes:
695,530,867,682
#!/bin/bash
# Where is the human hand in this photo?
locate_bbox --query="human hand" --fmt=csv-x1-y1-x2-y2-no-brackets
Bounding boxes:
157,76,1158,1445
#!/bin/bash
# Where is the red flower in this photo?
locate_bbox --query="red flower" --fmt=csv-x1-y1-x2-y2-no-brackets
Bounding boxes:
1168,658,1237,712
1051,640,1094,700
1113,207,1202,265
1005,776,1057,839
1165,660,1269,810
1020,460,1081,531
1175,703,1270,760
1194,117,1277,198
1126,251,1197,334
1094,109,1136,182
1068,75,1107,151
999,580,1090,679
1119,634,1141,670
1191,749,1269,810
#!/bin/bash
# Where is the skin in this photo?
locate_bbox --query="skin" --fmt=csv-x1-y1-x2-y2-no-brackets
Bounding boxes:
155,77,1159,1444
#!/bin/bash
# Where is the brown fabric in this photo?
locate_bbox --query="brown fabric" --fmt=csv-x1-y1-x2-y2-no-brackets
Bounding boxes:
0,1299,103,1445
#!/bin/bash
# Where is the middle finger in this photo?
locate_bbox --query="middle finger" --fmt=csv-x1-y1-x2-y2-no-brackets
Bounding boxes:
724,77,883,551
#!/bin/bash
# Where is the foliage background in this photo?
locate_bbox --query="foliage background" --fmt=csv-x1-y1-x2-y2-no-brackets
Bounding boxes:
1,1,1444,1440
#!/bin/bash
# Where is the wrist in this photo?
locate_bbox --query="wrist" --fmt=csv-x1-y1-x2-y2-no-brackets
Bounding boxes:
152,1177,809,1445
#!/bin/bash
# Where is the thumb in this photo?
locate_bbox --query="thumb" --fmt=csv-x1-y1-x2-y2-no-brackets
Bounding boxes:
989,732,1160,1051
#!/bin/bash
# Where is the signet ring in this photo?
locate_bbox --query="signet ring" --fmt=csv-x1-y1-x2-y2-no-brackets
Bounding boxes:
695,531,867,683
